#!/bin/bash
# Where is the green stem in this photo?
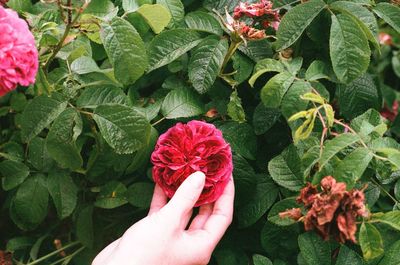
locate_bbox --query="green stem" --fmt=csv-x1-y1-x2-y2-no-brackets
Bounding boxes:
220,40,242,77
47,246,85,265
152,116,166,127
370,178,399,204
26,242,80,265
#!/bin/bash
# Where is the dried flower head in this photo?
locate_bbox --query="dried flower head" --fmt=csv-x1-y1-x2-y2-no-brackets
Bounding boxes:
280,176,368,243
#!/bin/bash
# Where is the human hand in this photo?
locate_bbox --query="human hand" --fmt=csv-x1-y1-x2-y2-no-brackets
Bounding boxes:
92,171,235,265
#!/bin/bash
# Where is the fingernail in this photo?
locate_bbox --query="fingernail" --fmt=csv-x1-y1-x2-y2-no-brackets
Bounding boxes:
190,171,205,188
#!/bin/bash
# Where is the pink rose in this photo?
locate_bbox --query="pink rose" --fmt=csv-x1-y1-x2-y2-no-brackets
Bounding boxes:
0,6,38,96
151,120,233,206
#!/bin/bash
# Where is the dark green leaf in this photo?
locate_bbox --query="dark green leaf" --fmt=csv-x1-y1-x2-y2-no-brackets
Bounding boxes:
157,0,185,28
227,90,246,123
373,3,400,34
336,245,365,265
185,11,223,35
253,104,281,135
298,232,331,265
161,88,204,119
267,197,299,226
0,160,30,191
76,86,130,108
76,206,94,248
260,72,295,108
378,239,400,265
95,181,128,209
253,254,273,265
126,182,154,208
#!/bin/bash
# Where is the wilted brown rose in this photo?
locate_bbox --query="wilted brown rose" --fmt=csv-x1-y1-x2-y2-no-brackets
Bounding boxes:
280,176,368,243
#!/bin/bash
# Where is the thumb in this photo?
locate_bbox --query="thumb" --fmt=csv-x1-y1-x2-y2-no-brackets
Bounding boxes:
164,171,206,217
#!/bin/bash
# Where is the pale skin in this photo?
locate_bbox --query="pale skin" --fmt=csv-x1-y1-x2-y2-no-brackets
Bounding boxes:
92,171,235,265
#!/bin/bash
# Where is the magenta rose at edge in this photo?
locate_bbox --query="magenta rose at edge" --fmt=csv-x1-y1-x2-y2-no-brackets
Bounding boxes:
0,5,38,96
151,120,233,207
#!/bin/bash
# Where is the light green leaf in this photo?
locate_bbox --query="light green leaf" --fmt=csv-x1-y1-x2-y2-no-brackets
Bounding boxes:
237,178,278,228
185,11,223,35
333,147,373,188
7,0,32,13
267,197,299,226
46,108,83,170
157,0,185,28
298,232,331,265
268,145,304,191
371,211,400,231
71,56,101,75
137,4,171,34
122,0,152,12
319,133,360,169
275,0,326,50
10,175,49,231
100,17,148,85
161,89,204,119
281,80,312,119
84,0,115,18
330,13,371,84
93,104,151,154
47,170,78,219
76,86,130,108
227,90,246,123
249,59,286,87
351,109,386,136
359,223,384,261
378,240,400,265
373,3,400,34
95,181,128,209
188,37,228,94
21,95,67,143
336,245,365,265
260,72,295,108
305,60,331,81
147,29,202,72
232,52,254,85
0,160,30,191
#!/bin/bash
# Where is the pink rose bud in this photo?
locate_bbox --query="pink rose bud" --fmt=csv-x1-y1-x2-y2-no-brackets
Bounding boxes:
0,6,38,96
151,120,233,206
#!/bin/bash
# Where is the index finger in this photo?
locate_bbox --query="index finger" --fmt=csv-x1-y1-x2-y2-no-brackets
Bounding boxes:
202,177,235,247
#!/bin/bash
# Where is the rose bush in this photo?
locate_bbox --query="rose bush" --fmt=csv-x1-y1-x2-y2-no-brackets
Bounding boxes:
0,0,400,264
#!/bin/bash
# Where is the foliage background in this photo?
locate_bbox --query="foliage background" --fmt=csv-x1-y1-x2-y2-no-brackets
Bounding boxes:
0,0,400,264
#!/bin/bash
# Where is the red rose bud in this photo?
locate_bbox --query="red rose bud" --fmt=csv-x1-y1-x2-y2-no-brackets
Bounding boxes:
151,120,233,207
380,100,399,122
280,176,368,243
379,32,393,46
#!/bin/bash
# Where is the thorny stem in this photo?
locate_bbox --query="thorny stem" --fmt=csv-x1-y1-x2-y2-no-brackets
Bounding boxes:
43,1,90,70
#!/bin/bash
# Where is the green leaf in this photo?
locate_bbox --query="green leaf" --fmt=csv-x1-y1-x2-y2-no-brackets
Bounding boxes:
185,11,223,35
268,145,304,191
100,17,148,85
298,232,331,265
126,182,154,208
232,52,254,85
237,178,278,228
76,86,130,108
336,245,365,265
6,237,35,252
359,223,384,261
137,4,171,34
351,109,386,136
157,0,185,28
10,175,49,231
46,108,83,170
305,60,331,81
71,56,101,75
267,197,299,226
253,104,281,135
21,95,67,143
47,170,78,219
379,240,400,265
95,181,128,209
84,0,115,17
147,29,202,72
161,88,204,119
337,74,380,119
0,160,30,191
227,90,246,123
395,179,400,200
122,0,152,12
93,104,151,154
373,3,400,34
188,37,228,94
371,211,400,231
333,147,373,188
275,0,326,50
260,72,295,108
329,1,379,51
330,13,371,84
281,80,313,119
28,137,54,172
76,206,94,248
319,133,360,169
218,122,257,160
249,59,286,87
6,0,32,13
253,254,273,265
